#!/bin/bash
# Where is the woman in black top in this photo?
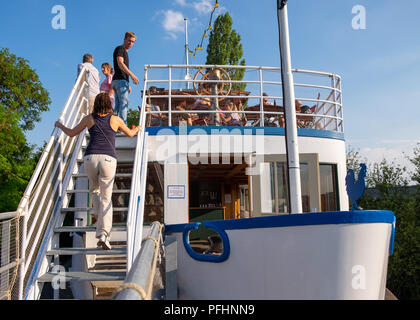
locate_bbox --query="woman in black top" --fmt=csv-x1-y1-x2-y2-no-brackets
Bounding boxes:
55,93,141,249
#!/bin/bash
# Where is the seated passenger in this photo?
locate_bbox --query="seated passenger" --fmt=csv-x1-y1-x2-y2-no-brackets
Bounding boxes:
263,92,274,106
146,104,167,126
173,103,192,126
191,97,211,125
220,101,241,126
204,235,223,255
295,100,314,128
145,86,167,126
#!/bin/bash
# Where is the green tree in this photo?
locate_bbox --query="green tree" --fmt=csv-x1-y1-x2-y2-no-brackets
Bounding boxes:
346,146,366,177
0,48,50,131
410,143,420,185
127,109,140,128
0,48,50,212
206,12,246,92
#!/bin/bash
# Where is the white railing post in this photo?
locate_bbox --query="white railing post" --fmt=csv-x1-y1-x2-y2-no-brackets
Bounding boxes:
259,68,264,127
168,67,172,126
339,79,344,133
18,202,28,300
332,75,338,132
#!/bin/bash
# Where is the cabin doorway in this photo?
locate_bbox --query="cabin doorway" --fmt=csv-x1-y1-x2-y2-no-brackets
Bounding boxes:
188,157,250,223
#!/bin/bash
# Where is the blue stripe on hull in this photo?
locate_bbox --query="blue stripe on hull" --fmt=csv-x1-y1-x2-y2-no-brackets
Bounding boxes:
165,210,395,234
145,126,345,141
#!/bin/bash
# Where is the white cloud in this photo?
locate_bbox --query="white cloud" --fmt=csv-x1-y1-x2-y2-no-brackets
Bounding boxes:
174,0,187,6
158,1,225,40
173,0,222,15
192,0,214,15
159,10,185,39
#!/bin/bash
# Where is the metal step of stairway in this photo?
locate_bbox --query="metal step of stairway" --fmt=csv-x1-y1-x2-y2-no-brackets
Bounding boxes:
72,173,133,178
76,159,134,165
54,225,127,233
46,247,126,256
82,146,135,151
60,207,129,213
66,189,131,194
86,132,128,138
38,271,126,283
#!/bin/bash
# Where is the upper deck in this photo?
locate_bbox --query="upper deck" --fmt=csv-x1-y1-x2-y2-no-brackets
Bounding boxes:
141,64,343,139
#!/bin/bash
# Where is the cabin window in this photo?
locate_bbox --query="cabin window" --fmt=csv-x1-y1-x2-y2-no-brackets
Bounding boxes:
319,164,339,211
259,162,310,214
252,153,322,216
144,162,165,224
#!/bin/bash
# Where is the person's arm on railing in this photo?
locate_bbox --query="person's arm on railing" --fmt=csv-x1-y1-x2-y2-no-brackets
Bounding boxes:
115,116,142,137
55,116,90,137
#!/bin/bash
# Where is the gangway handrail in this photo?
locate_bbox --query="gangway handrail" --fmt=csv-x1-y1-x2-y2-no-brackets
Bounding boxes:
0,67,90,300
114,222,163,300
126,67,150,271
0,212,18,221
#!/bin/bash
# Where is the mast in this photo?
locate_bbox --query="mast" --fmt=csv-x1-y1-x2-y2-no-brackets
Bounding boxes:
184,18,191,89
277,0,303,214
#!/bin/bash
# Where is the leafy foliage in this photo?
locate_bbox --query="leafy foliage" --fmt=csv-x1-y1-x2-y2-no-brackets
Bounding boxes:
0,48,50,131
0,48,50,212
127,109,140,128
205,12,246,92
347,146,420,300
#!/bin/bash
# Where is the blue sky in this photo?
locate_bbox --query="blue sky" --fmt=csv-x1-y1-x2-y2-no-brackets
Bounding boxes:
1,0,419,173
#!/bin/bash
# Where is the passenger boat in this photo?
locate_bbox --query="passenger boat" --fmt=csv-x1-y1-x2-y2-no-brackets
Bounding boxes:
0,1,395,300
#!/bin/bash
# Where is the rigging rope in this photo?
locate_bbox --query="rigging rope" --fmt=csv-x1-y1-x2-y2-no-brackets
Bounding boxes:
187,0,220,59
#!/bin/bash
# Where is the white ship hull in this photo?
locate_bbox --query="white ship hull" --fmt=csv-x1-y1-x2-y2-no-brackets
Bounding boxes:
166,211,395,300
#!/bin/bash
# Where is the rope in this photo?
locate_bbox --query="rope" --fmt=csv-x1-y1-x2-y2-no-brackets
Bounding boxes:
111,283,147,300
188,0,220,59
145,223,163,299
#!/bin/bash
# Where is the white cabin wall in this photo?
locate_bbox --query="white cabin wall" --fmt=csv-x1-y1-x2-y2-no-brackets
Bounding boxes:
148,133,349,212
164,155,189,225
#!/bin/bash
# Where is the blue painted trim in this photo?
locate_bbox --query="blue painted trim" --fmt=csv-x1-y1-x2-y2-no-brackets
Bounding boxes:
182,221,231,263
145,126,345,141
165,210,395,234
389,216,396,256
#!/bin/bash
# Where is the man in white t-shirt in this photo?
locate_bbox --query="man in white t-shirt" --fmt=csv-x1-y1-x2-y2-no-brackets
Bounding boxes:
77,53,100,114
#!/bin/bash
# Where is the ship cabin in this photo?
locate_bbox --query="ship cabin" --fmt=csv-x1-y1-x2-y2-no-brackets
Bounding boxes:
125,64,347,254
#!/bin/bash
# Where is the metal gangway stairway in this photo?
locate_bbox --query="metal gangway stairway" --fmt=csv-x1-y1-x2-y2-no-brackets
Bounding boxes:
0,67,153,300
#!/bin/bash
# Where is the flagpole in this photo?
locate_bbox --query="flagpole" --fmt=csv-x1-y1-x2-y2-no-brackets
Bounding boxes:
277,0,303,214
184,18,191,89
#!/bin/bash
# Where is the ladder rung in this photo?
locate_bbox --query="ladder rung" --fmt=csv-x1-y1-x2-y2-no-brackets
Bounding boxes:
38,271,126,282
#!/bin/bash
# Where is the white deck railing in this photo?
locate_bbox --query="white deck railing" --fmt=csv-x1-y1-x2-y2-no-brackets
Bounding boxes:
142,64,343,133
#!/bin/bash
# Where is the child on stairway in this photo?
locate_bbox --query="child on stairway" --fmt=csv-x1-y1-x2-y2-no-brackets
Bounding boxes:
100,63,115,108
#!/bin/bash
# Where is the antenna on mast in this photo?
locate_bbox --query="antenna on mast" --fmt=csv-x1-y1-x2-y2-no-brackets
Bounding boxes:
184,18,192,89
